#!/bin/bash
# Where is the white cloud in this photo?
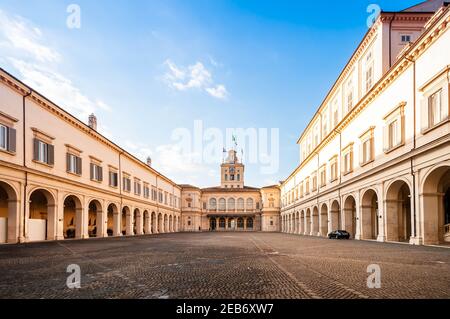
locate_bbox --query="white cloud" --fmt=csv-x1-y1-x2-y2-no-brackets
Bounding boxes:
206,84,228,100
163,59,228,100
0,10,112,120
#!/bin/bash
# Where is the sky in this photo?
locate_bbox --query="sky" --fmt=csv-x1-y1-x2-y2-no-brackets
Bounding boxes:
0,0,421,188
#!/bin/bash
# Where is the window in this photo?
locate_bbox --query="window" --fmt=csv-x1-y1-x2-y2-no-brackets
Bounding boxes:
300,182,304,198
164,192,168,205
219,198,226,211
365,52,374,93
123,177,131,192
90,163,103,182
389,120,399,149
237,174,240,181
33,139,54,165
330,157,338,182
346,80,354,113
305,178,310,195
428,89,446,127
144,185,150,199
209,198,217,210
343,151,353,174
322,108,329,136
109,171,118,187
224,174,228,181
246,198,254,210
151,188,157,201
0,124,15,153
312,173,317,192
320,166,326,187
359,127,375,165
67,153,81,175
362,139,373,164
134,180,141,196
333,100,339,127
401,35,411,43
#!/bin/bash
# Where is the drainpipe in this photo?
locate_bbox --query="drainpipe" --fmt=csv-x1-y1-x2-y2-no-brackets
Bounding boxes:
21,89,32,243
406,55,417,242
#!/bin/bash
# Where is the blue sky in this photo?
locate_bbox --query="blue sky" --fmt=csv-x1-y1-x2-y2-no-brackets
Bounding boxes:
0,0,420,187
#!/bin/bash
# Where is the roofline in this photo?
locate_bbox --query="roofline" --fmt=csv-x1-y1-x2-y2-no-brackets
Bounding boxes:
0,66,181,190
295,11,434,145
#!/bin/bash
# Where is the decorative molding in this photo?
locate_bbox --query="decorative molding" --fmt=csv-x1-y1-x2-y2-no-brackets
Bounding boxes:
31,127,55,141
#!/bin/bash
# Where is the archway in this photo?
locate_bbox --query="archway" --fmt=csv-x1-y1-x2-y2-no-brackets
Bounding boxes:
247,217,254,230
107,203,118,236
88,200,102,238
300,210,305,234
0,181,19,243
28,188,56,241
386,180,412,242
343,196,357,239
143,211,150,234
305,208,311,235
361,189,379,240
210,218,217,231
311,207,319,236
63,195,83,239
319,204,328,236
121,206,131,236
152,212,157,233
219,217,226,230
157,213,163,233
330,200,340,232
294,212,299,234
237,217,244,230
134,208,142,235
169,215,173,232
422,166,450,244
164,214,168,233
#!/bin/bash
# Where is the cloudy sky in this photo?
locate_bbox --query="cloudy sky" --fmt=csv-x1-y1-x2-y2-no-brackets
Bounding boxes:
0,0,419,187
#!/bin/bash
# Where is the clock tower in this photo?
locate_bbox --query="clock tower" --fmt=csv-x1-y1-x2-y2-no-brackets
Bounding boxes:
221,149,245,189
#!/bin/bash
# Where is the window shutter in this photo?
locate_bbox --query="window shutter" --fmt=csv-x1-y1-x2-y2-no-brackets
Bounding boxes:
90,163,94,179
7,128,16,153
76,157,82,175
33,138,39,160
66,153,71,172
98,166,103,182
47,144,54,165
383,125,388,152
420,98,429,133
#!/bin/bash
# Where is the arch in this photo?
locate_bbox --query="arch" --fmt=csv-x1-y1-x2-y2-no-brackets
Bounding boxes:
143,210,150,234
170,215,174,232
295,211,299,234
218,198,226,211
164,214,168,233
311,206,319,236
385,180,412,242
157,213,163,233
237,198,244,210
228,198,235,211
237,217,244,229
219,217,226,229
28,188,56,241
343,195,357,239
421,164,450,244
305,208,311,235
152,211,157,233
247,217,254,230
210,217,217,231
133,208,142,235
63,194,83,239
361,189,379,240
121,206,131,236
0,180,19,243
209,198,217,210
319,203,328,237
88,199,102,238
107,203,119,236
300,210,305,234
330,200,341,233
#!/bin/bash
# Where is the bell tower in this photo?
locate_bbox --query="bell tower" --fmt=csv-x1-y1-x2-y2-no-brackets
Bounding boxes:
221,149,245,189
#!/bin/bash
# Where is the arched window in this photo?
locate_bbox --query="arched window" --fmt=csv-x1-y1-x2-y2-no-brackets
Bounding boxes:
219,198,226,211
237,217,244,229
228,198,235,211
246,198,254,210
237,198,244,210
247,218,254,229
209,198,217,210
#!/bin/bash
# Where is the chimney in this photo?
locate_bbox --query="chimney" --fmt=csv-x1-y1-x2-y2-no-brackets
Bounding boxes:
88,113,97,130
146,156,152,167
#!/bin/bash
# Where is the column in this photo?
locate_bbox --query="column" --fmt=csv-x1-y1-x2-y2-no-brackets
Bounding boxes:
97,210,107,238
136,211,144,235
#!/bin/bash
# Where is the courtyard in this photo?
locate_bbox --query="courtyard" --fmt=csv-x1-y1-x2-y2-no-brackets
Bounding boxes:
0,232,449,299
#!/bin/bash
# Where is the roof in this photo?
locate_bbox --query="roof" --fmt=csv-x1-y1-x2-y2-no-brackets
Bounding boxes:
402,0,448,12
201,186,261,193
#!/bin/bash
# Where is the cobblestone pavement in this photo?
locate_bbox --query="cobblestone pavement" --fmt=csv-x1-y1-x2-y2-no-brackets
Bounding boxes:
0,232,449,299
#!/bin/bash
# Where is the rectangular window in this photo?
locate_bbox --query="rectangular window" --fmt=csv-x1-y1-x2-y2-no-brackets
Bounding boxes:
312,174,317,191
0,125,7,150
144,186,150,199
109,171,118,187
33,139,54,165
67,153,82,175
333,100,339,127
401,35,411,43
320,168,326,187
344,151,353,174
134,181,141,196
388,120,399,149
90,163,103,182
362,139,373,164
428,89,445,127
365,66,373,93
331,161,338,181
123,177,131,192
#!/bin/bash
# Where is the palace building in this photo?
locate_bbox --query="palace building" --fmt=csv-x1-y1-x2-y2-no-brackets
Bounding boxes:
180,149,280,232
0,71,280,244
280,0,450,245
